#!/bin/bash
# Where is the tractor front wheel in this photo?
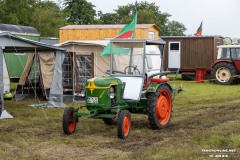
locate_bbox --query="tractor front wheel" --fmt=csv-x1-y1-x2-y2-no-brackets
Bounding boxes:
147,84,172,129
62,107,77,135
211,62,237,85
117,110,131,139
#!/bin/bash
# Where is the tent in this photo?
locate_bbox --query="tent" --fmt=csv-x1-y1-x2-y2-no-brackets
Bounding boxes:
56,40,110,101
0,32,66,119
57,40,163,102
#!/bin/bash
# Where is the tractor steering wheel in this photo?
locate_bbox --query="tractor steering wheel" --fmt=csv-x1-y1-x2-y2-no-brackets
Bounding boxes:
124,66,140,75
105,70,125,75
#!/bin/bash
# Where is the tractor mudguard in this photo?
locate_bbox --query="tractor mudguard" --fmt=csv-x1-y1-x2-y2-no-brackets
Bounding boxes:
211,59,232,68
146,82,172,94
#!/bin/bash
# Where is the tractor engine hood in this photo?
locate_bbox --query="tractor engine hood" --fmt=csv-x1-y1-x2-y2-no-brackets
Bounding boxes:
86,77,122,89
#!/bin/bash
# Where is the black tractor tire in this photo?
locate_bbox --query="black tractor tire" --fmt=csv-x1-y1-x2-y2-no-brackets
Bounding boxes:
147,84,172,129
211,62,238,85
117,110,131,139
62,107,77,135
102,118,117,125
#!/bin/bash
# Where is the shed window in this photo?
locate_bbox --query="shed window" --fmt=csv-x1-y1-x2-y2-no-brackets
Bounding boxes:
170,43,180,51
149,32,155,40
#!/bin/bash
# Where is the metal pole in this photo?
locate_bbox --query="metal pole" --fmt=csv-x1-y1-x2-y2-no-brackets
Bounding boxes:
72,45,75,101
110,42,113,74
35,48,37,104
0,47,4,114
142,42,146,76
160,44,165,72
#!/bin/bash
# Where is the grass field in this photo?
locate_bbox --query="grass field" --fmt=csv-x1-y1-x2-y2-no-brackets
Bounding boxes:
0,80,240,160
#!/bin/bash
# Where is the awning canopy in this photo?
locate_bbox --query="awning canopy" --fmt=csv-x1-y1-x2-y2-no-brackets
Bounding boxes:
0,32,67,119
57,40,109,47
0,32,65,52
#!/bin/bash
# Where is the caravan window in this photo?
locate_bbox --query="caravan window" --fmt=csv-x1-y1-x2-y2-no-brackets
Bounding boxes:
14,52,26,56
170,43,180,51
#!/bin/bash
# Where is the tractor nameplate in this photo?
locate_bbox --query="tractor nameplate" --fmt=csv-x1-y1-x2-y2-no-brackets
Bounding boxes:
87,97,98,104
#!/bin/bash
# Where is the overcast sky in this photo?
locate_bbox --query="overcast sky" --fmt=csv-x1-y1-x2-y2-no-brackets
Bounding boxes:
85,0,239,38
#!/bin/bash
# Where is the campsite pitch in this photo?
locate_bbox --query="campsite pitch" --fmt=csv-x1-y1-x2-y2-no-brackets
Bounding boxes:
0,81,239,159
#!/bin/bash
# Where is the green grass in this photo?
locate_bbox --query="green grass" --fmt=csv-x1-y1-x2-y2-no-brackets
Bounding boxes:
0,80,240,160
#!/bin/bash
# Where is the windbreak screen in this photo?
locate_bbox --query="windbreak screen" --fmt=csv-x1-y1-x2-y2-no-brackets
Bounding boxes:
111,42,144,75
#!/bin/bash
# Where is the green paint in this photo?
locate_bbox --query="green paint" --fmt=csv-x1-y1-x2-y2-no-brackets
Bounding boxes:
85,77,124,111
88,77,122,87
16,34,39,41
4,34,39,79
5,53,29,78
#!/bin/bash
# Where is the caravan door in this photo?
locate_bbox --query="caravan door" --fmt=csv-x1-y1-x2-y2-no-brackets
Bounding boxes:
168,42,181,69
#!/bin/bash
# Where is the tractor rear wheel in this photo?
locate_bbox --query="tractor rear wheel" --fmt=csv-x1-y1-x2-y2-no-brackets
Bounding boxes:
102,118,117,125
211,62,237,85
117,110,131,139
62,107,77,135
147,84,172,129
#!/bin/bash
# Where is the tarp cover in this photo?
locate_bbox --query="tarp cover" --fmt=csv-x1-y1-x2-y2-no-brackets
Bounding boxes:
47,51,67,108
39,52,55,89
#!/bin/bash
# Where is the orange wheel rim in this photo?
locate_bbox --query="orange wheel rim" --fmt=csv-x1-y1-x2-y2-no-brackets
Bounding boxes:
123,115,130,137
156,89,172,125
68,112,76,132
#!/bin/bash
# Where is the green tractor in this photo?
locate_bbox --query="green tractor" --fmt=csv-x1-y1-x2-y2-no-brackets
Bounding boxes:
62,39,181,139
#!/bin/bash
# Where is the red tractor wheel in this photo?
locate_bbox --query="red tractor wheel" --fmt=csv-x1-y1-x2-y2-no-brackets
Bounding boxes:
117,110,131,139
62,107,77,135
147,84,172,129
211,62,237,85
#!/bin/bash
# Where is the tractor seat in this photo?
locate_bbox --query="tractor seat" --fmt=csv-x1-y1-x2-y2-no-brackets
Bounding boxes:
150,78,169,83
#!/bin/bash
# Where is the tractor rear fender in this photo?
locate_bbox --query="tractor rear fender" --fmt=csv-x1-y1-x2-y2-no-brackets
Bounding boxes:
211,60,232,68
233,61,240,71
145,82,172,94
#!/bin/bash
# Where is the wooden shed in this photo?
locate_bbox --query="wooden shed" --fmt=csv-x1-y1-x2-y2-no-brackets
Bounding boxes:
59,24,160,43
161,36,224,80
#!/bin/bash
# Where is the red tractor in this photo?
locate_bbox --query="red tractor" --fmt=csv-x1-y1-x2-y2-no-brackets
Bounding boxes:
211,45,240,85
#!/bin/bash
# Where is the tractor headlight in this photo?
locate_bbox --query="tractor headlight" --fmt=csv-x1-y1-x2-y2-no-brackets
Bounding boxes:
80,91,85,97
109,87,115,99
109,92,115,99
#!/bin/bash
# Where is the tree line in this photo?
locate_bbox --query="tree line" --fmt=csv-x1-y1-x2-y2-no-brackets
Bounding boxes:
0,0,186,37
